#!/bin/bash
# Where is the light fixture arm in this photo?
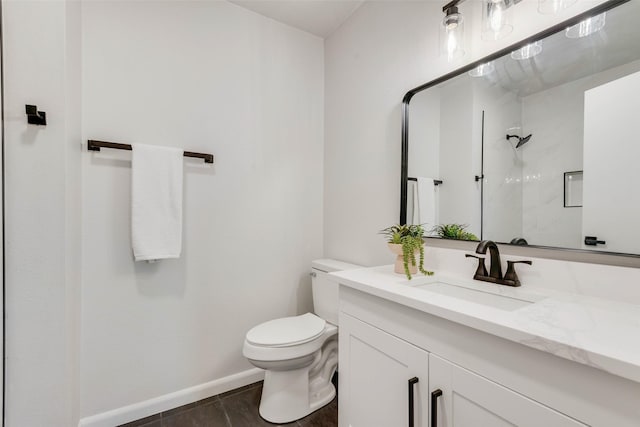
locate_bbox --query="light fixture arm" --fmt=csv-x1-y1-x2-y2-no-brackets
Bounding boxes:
442,0,467,13
444,0,523,13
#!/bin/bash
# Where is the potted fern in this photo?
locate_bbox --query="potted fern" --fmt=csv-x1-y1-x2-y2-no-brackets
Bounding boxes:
379,224,434,280
431,223,478,241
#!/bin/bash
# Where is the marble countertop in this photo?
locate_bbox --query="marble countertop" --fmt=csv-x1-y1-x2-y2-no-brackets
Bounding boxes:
332,265,640,384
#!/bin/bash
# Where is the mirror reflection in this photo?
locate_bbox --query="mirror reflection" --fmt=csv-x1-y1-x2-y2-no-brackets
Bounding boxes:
405,0,640,255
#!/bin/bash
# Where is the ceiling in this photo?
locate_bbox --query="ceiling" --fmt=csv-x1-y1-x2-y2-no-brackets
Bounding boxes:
228,0,365,38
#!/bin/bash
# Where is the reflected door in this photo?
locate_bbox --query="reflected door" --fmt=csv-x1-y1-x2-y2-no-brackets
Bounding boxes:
583,70,640,253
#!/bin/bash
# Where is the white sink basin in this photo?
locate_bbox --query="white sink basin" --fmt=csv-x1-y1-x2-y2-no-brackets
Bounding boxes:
401,277,545,311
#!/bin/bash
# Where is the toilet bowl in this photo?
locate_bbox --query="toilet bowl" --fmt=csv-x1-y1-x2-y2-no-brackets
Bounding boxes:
243,314,338,423
242,259,361,423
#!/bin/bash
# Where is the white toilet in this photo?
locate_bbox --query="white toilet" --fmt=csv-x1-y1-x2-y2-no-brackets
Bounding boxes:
242,259,360,423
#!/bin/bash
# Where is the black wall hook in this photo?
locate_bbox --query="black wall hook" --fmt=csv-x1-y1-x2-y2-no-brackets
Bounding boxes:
25,104,46,126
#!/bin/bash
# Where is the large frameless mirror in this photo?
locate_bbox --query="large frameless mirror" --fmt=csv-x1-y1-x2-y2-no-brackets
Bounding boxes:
401,0,640,257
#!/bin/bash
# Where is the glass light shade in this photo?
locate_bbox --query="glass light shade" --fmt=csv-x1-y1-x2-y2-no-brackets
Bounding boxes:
441,10,465,61
482,0,513,41
566,12,606,38
468,61,495,77
511,41,543,60
538,0,577,15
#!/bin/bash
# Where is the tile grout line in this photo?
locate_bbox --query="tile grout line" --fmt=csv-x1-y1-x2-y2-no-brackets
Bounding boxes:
221,401,233,427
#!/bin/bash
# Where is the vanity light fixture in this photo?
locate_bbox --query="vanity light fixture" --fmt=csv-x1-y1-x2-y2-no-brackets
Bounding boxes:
440,0,569,60
442,3,465,61
481,0,513,41
538,0,577,15
566,12,607,39
510,41,543,60
468,61,495,77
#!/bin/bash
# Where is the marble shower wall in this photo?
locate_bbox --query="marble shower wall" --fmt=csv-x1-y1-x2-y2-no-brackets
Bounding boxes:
474,79,523,243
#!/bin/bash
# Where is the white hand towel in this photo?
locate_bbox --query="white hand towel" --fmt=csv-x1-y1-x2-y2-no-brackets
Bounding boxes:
131,144,184,262
416,177,437,233
412,180,420,225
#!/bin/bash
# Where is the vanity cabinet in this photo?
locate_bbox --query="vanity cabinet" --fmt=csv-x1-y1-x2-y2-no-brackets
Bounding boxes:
339,312,586,427
337,283,639,427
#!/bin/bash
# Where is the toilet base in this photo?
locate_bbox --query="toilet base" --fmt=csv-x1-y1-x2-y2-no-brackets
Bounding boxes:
258,335,338,423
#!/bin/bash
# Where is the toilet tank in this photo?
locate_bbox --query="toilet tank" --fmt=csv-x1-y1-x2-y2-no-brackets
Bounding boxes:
311,259,362,325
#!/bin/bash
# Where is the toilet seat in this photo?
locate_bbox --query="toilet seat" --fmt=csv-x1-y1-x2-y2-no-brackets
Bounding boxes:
243,321,337,363
246,313,326,348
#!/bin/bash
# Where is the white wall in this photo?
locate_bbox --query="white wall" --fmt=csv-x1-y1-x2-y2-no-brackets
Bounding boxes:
325,0,442,266
4,0,323,425
324,0,613,267
3,1,82,426
79,0,323,421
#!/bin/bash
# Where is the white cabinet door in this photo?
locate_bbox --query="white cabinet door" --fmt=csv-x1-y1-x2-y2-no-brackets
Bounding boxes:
339,313,430,427
429,354,587,427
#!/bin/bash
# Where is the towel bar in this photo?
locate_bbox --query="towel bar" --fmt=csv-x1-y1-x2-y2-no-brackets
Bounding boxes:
87,140,214,164
408,177,443,186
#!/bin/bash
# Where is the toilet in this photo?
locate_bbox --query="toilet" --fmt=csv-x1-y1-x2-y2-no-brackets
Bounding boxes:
242,259,361,423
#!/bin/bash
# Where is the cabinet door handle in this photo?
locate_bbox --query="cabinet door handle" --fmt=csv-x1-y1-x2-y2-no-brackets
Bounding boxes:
431,389,442,427
408,377,419,427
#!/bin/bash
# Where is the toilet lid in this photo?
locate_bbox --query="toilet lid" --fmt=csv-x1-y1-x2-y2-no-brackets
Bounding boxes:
246,313,326,347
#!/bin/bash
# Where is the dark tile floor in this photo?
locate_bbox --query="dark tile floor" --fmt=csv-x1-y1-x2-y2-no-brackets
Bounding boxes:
118,381,338,427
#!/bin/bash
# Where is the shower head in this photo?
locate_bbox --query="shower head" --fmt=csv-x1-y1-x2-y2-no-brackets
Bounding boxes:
506,134,532,149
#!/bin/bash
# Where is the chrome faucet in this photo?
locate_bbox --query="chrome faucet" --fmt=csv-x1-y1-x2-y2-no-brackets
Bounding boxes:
465,240,532,287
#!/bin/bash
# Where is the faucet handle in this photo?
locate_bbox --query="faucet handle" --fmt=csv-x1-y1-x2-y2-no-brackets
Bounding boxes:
465,254,488,278
503,260,532,287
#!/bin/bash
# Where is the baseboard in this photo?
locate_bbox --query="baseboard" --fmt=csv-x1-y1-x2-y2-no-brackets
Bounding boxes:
78,368,264,427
